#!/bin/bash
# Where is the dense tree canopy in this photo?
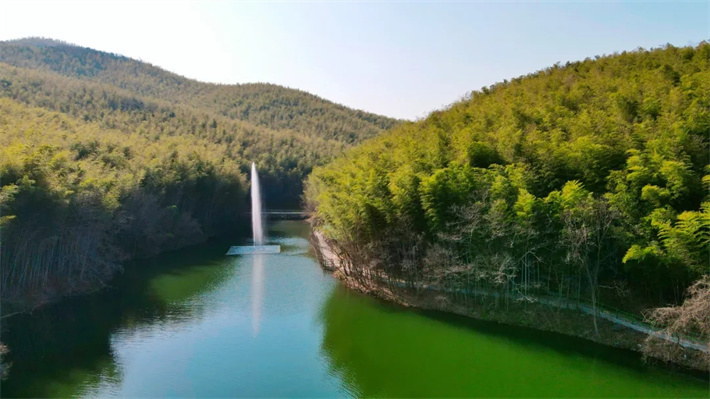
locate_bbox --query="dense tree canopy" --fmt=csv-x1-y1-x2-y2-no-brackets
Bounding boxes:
0,38,399,301
307,43,710,313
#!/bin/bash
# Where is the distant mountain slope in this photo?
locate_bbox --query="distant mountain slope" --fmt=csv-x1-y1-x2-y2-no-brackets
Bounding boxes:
0,38,401,143
0,37,400,302
0,62,341,206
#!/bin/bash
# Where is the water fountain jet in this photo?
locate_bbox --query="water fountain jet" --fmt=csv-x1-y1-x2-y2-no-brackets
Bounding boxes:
226,163,280,255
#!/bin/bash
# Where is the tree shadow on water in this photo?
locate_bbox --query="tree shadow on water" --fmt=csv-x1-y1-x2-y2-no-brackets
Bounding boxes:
319,286,709,398
1,233,247,398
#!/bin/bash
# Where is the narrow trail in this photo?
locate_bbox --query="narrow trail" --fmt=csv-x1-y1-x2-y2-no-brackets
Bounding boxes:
312,231,708,354
577,302,708,353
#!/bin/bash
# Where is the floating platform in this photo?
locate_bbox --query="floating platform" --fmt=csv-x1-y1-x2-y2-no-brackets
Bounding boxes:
226,245,281,255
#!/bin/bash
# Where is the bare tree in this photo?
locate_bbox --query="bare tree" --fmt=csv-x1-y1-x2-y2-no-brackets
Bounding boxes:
562,198,617,335
643,276,710,369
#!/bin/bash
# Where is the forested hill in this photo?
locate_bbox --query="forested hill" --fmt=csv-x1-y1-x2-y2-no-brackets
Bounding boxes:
0,38,399,304
0,38,400,144
0,37,402,207
307,44,710,323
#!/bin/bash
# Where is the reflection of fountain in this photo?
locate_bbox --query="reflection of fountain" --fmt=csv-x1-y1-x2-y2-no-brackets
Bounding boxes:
225,163,279,335
226,163,280,255
251,254,264,336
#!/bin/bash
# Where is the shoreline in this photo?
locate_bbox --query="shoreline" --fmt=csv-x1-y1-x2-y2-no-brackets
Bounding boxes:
310,229,709,373
1,212,308,319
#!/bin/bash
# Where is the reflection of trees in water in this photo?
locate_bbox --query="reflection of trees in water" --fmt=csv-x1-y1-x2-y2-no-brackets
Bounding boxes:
318,286,709,398
0,343,10,381
1,241,239,398
3,291,126,397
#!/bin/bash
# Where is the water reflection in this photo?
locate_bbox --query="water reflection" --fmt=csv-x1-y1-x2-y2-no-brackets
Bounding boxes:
319,287,708,398
2,294,126,397
2,221,344,398
1,237,244,397
3,221,707,398
251,254,265,335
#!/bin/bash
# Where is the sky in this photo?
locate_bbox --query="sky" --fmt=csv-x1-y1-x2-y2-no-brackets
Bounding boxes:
0,1,708,120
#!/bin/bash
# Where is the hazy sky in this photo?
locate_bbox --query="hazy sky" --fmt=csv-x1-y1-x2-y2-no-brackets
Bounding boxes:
1,1,708,120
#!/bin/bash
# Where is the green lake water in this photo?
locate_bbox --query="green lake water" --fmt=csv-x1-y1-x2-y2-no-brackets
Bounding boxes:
2,220,708,397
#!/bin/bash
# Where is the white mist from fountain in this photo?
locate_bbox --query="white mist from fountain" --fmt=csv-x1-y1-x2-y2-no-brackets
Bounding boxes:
250,163,265,335
225,163,276,334
251,162,264,246
225,164,278,255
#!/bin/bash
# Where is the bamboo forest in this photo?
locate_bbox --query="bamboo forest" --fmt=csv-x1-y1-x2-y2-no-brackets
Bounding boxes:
1,3,709,397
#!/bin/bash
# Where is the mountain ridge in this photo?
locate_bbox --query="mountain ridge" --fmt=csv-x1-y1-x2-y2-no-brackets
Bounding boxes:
0,37,402,144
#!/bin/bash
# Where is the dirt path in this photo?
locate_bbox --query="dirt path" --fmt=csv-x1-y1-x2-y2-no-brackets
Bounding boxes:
312,231,708,353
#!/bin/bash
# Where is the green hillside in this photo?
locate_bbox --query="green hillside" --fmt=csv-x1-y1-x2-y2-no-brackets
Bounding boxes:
0,38,399,302
307,43,710,312
0,38,399,144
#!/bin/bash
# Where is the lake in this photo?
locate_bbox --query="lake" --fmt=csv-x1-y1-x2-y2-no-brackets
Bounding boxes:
2,220,708,397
